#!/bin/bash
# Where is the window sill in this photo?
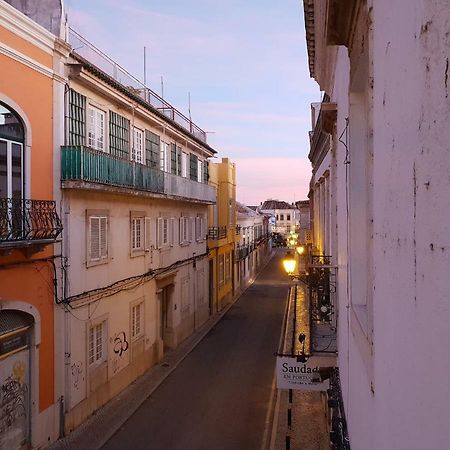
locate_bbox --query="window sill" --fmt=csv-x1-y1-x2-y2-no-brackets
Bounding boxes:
130,249,145,258
86,257,110,268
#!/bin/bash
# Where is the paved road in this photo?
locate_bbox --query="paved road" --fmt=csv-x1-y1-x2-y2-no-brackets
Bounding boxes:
103,250,290,450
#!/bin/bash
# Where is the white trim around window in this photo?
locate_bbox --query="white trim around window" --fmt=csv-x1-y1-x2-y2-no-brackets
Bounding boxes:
88,319,107,366
132,127,144,163
87,211,109,267
87,105,106,152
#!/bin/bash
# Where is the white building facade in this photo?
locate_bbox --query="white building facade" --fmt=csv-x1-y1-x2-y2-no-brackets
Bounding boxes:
304,0,450,449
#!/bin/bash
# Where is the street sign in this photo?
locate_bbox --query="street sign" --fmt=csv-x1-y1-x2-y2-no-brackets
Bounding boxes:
276,355,336,391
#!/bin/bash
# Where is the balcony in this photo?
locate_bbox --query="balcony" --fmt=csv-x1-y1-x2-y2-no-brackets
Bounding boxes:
303,254,337,355
0,198,62,251
208,226,227,240
163,171,215,203
61,146,215,203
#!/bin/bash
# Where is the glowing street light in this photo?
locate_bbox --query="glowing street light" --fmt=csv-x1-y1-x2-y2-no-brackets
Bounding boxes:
296,245,305,255
282,251,297,276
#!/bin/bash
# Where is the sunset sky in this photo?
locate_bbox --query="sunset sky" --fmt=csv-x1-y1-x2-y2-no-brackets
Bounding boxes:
65,0,320,204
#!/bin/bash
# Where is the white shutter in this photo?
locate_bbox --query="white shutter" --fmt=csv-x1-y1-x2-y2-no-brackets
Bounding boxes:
90,217,100,260
189,217,194,242
100,217,108,258
145,217,152,251
179,217,183,244
157,217,163,248
170,218,175,247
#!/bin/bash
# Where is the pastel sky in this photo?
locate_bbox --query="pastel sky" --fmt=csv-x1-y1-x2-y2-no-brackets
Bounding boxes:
65,0,320,205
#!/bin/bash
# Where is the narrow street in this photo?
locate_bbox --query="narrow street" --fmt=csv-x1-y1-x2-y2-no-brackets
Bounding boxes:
102,250,290,450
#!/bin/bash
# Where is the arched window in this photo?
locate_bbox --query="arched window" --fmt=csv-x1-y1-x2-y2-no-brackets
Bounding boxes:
0,103,24,199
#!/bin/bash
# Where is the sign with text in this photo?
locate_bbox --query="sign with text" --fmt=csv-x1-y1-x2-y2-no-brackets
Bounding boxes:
276,355,336,391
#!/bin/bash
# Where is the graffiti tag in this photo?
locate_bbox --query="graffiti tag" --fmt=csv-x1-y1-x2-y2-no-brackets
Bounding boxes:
0,374,28,433
71,362,83,390
113,332,129,357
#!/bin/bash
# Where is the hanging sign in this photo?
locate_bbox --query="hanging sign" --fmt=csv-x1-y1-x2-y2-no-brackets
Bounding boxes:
276,355,336,391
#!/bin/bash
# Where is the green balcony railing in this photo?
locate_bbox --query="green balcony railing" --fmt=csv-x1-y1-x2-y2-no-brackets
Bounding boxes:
61,146,164,194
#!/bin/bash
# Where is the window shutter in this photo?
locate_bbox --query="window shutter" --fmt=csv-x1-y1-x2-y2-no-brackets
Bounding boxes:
110,111,130,159
177,146,182,176
189,217,194,242
145,217,152,251
170,144,177,175
100,217,108,258
203,160,209,183
90,217,100,260
68,89,86,146
170,218,175,246
190,154,198,181
157,218,163,249
179,217,184,244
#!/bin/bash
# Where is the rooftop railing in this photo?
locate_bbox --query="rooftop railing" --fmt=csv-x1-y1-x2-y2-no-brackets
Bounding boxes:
68,28,207,143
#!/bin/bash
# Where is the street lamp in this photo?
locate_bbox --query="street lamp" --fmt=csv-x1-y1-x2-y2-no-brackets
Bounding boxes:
296,245,305,255
282,251,297,277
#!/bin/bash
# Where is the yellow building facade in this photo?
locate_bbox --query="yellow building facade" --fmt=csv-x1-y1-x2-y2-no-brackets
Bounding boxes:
207,158,236,312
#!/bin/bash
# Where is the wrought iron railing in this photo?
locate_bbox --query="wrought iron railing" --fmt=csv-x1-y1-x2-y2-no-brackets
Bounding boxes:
235,225,241,235
62,145,165,193
68,28,207,143
302,254,337,354
208,226,227,240
328,368,351,449
0,198,62,243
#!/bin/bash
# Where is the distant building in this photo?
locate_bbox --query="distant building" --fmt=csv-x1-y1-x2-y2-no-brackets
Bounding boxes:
260,199,299,237
235,203,270,290
207,158,236,312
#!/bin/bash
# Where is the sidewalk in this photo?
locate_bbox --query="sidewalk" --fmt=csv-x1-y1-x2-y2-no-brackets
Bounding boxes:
50,250,275,450
269,282,329,450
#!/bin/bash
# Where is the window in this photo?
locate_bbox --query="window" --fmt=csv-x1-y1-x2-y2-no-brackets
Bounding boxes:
190,153,198,181
157,217,170,248
160,141,170,172
131,217,144,251
197,159,202,183
280,214,284,221
145,130,160,168
179,216,189,245
287,214,291,221
132,127,144,163
225,253,231,281
68,89,86,146
181,152,188,177
195,215,205,242
88,321,106,365
0,103,24,200
218,254,225,286
109,111,130,159
131,302,144,339
88,215,108,263
88,106,106,151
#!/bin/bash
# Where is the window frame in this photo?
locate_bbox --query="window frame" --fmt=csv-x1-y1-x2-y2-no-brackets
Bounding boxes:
88,319,107,367
130,300,144,341
87,104,106,152
131,126,144,164
86,210,109,267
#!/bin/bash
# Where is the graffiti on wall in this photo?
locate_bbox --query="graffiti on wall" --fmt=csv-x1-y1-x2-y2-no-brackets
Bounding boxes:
71,362,83,390
111,331,129,374
0,361,28,434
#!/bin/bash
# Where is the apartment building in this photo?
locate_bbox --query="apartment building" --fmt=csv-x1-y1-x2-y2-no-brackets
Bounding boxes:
207,158,236,312
0,1,65,448
259,199,299,237
235,203,270,291
303,1,450,448
59,29,216,432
